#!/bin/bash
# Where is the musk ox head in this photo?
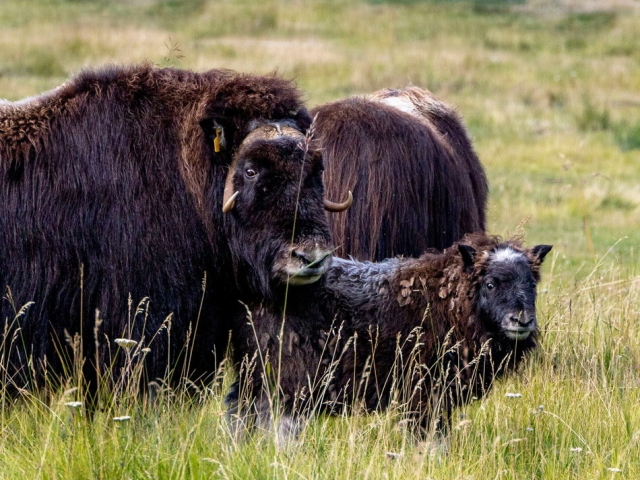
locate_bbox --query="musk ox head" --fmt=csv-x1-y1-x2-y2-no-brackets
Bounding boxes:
459,242,552,342
222,121,342,297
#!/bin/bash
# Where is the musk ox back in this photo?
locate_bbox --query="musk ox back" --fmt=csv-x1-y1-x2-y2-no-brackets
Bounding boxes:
311,86,487,261
227,234,551,440
0,64,336,392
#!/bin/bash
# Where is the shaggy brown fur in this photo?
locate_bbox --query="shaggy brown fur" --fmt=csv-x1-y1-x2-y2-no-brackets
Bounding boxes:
310,87,487,261
0,63,333,393
227,233,551,439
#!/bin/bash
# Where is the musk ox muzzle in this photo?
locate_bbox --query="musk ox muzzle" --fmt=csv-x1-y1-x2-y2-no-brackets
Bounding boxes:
500,310,537,340
274,243,333,285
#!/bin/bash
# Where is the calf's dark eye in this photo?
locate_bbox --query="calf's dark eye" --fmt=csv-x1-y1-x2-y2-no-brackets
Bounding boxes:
245,168,257,178
486,282,495,290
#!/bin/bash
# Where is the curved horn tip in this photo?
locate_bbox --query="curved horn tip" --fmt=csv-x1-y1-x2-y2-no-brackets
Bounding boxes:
324,190,353,213
222,191,239,213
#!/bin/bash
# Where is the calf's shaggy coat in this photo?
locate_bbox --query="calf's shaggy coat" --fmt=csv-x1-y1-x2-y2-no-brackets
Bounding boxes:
311,87,488,261
227,234,551,438
0,64,334,392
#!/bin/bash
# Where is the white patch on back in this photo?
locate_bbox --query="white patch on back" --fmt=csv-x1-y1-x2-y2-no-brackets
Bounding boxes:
490,247,526,264
1,84,67,110
375,96,419,117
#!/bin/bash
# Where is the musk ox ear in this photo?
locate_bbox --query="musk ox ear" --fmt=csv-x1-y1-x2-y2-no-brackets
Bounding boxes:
293,107,312,132
200,117,234,155
531,244,553,264
458,244,477,269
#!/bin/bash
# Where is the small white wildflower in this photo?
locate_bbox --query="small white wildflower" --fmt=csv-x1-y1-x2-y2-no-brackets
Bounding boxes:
505,392,522,398
113,416,131,422
115,338,137,349
537,405,544,411
526,427,534,432
608,468,622,473
569,447,583,453
385,452,403,460
64,401,83,408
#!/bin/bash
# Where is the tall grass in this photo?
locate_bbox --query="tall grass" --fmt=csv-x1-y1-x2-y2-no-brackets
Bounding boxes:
1,260,639,478
1,0,640,478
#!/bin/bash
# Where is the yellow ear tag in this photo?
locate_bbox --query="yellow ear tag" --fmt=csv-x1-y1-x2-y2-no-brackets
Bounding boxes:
214,128,222,153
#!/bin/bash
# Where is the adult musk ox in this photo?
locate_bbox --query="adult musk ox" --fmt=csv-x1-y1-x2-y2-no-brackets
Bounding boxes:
0,63,346,393
310,87,488,261
227,233,551,440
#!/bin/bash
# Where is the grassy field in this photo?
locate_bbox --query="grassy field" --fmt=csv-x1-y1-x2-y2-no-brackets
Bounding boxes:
1,0,640,478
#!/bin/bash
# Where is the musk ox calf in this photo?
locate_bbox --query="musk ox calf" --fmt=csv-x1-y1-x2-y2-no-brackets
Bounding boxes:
311,86,488,261
227,234,551,440
0,63,346,393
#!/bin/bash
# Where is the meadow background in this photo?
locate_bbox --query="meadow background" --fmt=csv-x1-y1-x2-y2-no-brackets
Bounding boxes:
1,0,640,478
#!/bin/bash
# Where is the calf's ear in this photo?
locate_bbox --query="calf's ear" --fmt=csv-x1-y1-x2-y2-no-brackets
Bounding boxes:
294,107,312,132
531,245,553,264
458,244,477,269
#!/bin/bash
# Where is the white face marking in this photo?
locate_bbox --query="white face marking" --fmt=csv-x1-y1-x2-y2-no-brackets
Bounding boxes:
490,247,526,264
375,96,419,117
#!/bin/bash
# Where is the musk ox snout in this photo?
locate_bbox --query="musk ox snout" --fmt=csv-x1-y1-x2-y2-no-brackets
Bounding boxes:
273,243,333,285
500,310,537,340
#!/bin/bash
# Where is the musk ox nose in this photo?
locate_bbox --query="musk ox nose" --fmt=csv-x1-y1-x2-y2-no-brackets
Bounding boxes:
502,311,537,341
292,248,330,267
275,246,333,286
510,312,535,328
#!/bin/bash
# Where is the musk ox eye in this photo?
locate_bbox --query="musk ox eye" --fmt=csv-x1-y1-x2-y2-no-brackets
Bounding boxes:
486,282,495,290
245,168,258,178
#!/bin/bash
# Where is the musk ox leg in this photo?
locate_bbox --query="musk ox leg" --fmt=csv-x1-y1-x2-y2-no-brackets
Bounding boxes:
224,380,252,442
276,415,305,447
256,410,305,448
224,380,278,442
224,380,306,445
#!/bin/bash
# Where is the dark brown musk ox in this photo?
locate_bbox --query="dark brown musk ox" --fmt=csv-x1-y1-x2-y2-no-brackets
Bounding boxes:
0,63,348,394
226,233,551,440
310,86,488,261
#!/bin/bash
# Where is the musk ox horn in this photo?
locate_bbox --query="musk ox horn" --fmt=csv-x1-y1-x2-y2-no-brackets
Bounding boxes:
324,191,353,212
222,158,240,213
222,190,239,213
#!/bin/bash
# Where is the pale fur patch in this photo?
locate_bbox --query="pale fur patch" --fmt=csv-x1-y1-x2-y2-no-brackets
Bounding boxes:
490,247,526,264
374,96,419,117
1,84,67,110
